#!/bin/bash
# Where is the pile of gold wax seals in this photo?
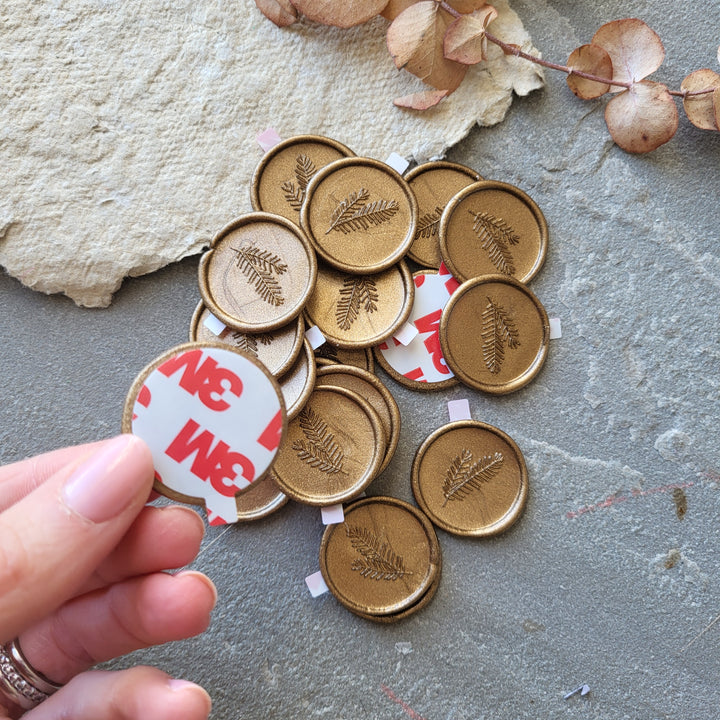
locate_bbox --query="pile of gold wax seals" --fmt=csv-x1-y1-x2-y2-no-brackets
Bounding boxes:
123,134,550,621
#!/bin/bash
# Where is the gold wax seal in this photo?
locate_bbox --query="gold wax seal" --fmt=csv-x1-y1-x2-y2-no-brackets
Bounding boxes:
271,386,385,506
411,420,528,537
198,212,317,332
190,302,304,377
251,135,354,222
278,338,316,420
319,496,441,617
235,472,288,522
439,275,549,394
315,343,375,373
315,364,400,474
300,157,418,274
439,180,548,284
303,261,414,349
405,161,482,268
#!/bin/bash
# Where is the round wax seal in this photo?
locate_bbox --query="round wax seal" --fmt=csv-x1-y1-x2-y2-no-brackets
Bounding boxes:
190,302,304,377
251,135,354,222
198,212,317,332
304,261,414,349
319,496,441,617
440,180,548,284
300,157,418,274
271,385,385,506
121,342,286,525
374,266,459,391
440,275,550,394
278,338,316,420
404,161,482,268
234,472,288,522
412,420,528,537
315,364,400,474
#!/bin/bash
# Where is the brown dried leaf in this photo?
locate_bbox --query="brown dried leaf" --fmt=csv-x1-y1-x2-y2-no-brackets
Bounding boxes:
381,0,488,21
605,81,678,153
592,18,664,93
681,68,720,130
291,0,389,28
394,89,449,109
566,43,612,99
255,0,298,27
444,6,498,66
715,88,720,130
386,1,467,91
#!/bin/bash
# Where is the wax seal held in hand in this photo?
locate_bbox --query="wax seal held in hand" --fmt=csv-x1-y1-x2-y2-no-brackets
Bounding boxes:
122,342,286,525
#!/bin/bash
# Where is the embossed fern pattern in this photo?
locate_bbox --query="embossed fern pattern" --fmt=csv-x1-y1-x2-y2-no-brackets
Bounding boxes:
442,450,504,506
326,188,399,235
229,332,273,357
336,276,379,331
281,154,316,211
292,404,348,475
232,243,288,306
481,297,520,374
469,210,520,275
415,205,444,240
345,525,413,581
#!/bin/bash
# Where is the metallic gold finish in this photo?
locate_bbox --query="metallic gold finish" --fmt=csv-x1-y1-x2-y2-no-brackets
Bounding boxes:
271,386,385,506
190,302,304,377
315,344,375,373
405,161,481,268
315,364,400,474
235,471,288,521
300,157,418,274
411,420,528,537
439,180,548,284
304,261,414,349
278,338,316,420
198,212,317,332
439,275,549,394
373,269,458,392
251,135,354,222
319,496,441,616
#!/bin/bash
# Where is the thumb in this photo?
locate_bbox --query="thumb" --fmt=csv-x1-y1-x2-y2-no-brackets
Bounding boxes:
0,435,155,643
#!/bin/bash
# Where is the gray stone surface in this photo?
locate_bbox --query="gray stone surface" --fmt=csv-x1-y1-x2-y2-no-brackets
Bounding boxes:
1,0,719,718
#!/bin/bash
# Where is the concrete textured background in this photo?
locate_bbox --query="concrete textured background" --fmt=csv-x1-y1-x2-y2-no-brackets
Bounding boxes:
2,1,719,718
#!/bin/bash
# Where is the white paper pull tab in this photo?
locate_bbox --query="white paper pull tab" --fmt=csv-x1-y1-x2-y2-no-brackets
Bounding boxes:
549,317,562,339
447,399,471,422
321,503,344,525
393,321,419,346
256,128,283,152
385,151,410,175
305,325,327,350
202,312,227,337
305,571,329,598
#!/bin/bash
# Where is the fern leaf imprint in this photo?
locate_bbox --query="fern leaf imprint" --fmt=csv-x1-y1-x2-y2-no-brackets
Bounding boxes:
415,206,443,240
345,525,413,581
469,210,520,276
232,243,288,306
326,189,398,235
442,450,504,506
335,277,379,331
481,297,520,374
292,405,347,475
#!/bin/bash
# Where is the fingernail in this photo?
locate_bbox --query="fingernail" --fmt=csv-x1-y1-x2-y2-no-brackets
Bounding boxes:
175,570,219,609
167,678,212,715
61,435,153,523
167,679,205,693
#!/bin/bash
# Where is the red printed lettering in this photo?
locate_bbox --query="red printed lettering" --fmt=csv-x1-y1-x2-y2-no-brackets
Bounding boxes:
158,349,242,411
165,419,255,496
258,410,283,452
414,309,450,375
404,367,426,382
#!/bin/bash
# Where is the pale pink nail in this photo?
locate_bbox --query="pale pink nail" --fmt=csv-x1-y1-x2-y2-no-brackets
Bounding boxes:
61,435,151,523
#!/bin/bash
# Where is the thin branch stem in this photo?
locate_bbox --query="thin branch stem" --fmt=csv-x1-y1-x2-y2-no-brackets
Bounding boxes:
438,0,717,98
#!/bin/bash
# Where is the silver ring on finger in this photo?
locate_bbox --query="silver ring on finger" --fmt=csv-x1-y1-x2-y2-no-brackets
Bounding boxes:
0,639,63,710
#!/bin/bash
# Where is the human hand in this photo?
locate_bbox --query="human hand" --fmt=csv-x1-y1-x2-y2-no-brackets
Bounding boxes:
0,435,216,719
